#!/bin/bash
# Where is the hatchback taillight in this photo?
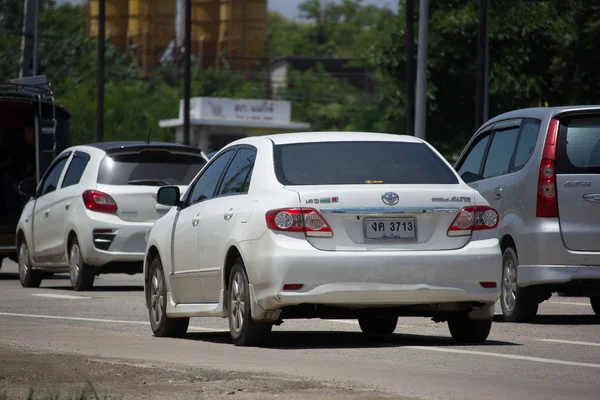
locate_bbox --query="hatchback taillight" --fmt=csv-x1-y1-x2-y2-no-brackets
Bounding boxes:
82,190,118,214
447,206,499,236
266,208,333,238
536,119,560,218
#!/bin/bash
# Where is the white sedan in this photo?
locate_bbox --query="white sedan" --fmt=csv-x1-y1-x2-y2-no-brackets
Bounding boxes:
144,132,502,346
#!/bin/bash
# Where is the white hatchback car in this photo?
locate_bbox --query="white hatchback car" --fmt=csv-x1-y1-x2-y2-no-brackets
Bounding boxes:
16,141,208,291
144,132,502,346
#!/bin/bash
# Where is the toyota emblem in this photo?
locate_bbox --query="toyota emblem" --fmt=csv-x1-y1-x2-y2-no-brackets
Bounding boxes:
381,192,399,206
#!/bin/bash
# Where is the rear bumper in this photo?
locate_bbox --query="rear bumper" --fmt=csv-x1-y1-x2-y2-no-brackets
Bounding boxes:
239,232,502,315
518,265,600,287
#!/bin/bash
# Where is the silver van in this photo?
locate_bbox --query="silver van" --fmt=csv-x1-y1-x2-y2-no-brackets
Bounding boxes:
454,106,600,321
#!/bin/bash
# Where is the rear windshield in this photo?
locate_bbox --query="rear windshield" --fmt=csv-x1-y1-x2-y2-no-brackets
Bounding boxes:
97,151,206,186
557,116,600,174
273,141,458,185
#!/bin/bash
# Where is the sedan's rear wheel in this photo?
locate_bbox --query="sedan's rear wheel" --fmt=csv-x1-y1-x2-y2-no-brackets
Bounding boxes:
591,297,600,317
148,255,189,337
69,237,95,291
358,316,398,336
500,247,538,322
448,314,492,343
18,240,42,288
228,260,272,346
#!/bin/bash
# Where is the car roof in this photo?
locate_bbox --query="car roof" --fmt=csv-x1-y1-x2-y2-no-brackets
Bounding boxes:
480,105,600,132
83,141,204,155
256,131,423,145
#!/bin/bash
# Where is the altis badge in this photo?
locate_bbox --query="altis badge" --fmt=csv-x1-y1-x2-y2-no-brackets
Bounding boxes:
431,196,472,202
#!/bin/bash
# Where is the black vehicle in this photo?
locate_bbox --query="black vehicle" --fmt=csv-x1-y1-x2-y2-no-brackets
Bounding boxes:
0,75,70,266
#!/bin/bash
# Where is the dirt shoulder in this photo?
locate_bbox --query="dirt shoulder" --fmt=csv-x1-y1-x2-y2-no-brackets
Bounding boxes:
0,345,408,400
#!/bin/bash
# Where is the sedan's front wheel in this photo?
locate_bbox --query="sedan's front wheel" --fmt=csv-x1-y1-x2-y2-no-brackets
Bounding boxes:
228,260,272,346
358,316,398,336
448,314,492,344
148,255,189,338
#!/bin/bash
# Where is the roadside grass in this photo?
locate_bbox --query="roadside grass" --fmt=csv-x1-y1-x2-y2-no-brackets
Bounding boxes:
0,381,119,400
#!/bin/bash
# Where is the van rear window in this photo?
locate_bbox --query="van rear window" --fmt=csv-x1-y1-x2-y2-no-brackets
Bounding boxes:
97,151,206,186
557,116,600,174
273,141,458,185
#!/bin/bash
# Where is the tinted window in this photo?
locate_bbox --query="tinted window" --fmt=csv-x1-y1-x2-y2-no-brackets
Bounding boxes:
274,141,458,185
456,133,491,183
188,150,235,205
97,151,206,186
482,127,520,179
40,157,69,196
561,117,600,171
218,148,256,196
61,152,90,188
512,120,541,171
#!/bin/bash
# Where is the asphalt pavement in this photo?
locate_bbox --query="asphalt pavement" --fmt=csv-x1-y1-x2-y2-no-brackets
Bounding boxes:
1,258,599,400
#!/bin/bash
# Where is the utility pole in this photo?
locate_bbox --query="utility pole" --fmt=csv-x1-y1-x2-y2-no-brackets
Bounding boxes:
96,0,105,142
20,0,36,77
32,0,39,75
414,0,429,140
405,0,415,136
183,0,191,146
475,0,490,128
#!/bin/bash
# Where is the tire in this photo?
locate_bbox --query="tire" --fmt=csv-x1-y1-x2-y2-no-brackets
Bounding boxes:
69,237,95,291
18,240,42,288
148,255,189,338
500,247,539,322
228,260,272,346
448,314,492,344
358,316,398,336
591,297,600,317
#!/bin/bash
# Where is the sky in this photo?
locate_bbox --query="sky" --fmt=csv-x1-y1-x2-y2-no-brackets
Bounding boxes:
58,0,399,20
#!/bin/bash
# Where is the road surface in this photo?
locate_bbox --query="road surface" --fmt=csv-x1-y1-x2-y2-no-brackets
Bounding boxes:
1,259,599,399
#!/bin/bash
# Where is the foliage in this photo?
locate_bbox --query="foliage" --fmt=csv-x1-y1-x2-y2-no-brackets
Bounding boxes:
1,0,599,158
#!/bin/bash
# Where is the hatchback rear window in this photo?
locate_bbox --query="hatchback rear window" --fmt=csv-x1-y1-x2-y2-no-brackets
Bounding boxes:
273,141,458,185
97,151,206,186
557,116,600,174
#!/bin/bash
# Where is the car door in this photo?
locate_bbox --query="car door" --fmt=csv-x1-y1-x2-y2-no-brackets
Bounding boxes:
456,124,521,213
31,153,71,263
169,148,236,304
199,146,257,302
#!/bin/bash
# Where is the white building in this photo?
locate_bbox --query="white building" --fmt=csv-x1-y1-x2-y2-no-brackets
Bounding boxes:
159,97,311,153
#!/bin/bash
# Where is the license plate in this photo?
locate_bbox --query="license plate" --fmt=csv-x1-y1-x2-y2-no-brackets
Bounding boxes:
364,218,417,241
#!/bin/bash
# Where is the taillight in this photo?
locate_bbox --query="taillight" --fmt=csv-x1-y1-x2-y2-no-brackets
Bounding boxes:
448,206,499,236
265,208,333,238
82,190,118,214
536,119,560,218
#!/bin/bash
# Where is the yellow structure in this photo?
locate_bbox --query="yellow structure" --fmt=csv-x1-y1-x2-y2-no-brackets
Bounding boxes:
87,0,268,74
88,0,129,51
128,0,177,71
218,0,268,73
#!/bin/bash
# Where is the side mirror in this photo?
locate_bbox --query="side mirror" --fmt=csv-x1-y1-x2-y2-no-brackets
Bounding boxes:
156,186,181,207
17,180,37,198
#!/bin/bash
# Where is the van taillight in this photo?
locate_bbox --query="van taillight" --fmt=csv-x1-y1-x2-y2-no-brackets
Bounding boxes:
82,190,118,214
536,119,560,218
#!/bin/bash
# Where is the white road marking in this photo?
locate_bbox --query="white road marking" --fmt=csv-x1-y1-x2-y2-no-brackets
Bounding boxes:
548,301,591,307
31,293,92,300
536,339,600,347
0,312,224,332
325,319,359,325
406,346,600,369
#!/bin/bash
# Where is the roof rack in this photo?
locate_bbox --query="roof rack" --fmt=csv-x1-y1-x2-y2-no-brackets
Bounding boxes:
0,75,54,99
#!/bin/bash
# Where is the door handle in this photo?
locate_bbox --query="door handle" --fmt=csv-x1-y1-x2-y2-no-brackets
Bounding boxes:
583,194,600,204
494,187,503,200
224,208,234,221
65,202,71,210
192,216,200,227
44,210,50,217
